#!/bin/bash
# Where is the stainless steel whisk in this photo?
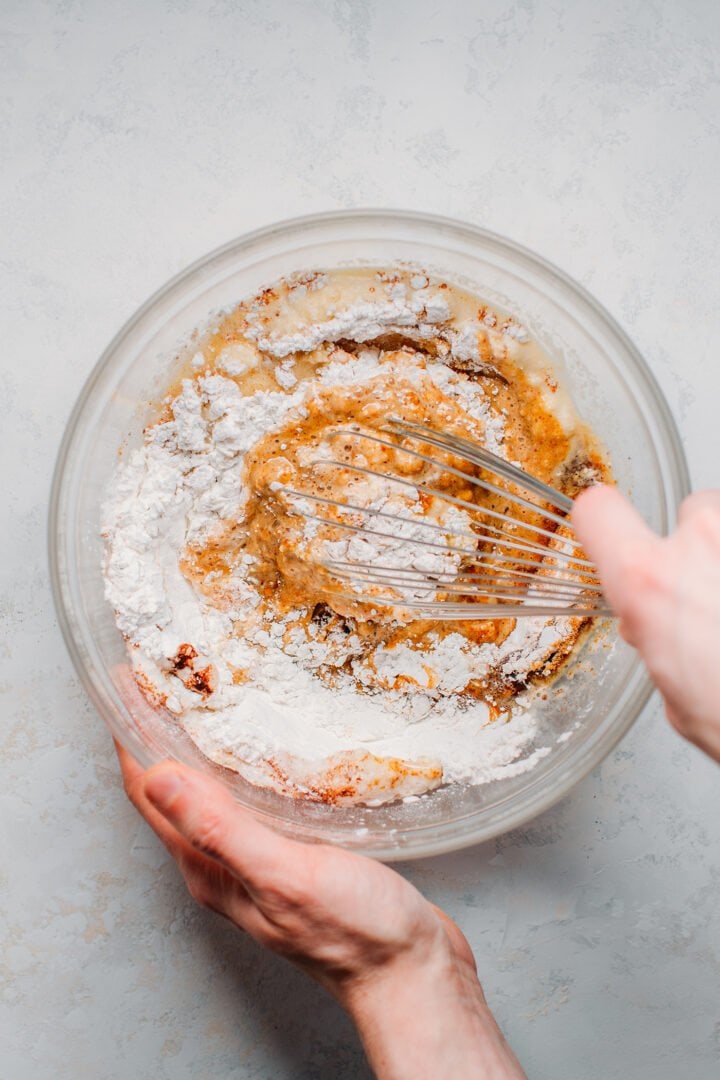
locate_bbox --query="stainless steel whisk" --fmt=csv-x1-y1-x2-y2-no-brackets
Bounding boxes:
280,419,610,620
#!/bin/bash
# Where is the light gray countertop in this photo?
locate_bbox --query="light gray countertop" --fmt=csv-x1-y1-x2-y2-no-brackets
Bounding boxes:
2,2,719,1077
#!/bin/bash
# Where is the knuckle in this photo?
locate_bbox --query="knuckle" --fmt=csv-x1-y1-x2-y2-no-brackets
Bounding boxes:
285,875,311,908
257,861,316,915
680,490,720,521
191,813,227,859
260,877,308,912
619,547,664,603
690,503,720,544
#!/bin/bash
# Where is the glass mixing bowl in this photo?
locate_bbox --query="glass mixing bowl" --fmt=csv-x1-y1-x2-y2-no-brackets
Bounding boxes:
49,210,689,859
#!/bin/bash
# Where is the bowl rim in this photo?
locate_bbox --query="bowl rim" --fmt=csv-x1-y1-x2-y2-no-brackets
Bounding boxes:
48,208,691,859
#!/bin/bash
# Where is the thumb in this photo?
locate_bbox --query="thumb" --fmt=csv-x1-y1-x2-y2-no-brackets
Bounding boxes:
572,485,658,615
142,761,297,893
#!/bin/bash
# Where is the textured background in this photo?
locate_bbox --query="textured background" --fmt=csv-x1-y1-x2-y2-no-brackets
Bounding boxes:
2,1,720,1077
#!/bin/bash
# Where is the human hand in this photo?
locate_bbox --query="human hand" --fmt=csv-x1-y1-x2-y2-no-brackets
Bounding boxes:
573,486,720,763
117,743,524,1079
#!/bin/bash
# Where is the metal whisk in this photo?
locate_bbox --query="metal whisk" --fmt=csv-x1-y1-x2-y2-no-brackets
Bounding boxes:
279,419,611,620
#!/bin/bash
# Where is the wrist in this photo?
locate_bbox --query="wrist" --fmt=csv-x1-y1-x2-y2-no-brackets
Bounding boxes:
344,937,524,1080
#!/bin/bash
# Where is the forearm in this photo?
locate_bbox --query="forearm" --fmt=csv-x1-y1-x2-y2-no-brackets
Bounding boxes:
346,951,525,1080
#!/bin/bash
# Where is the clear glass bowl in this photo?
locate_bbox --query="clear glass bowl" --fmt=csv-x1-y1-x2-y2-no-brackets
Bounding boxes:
49,210,689,859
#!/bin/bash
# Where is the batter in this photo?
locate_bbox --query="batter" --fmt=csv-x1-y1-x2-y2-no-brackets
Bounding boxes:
102,268,608,805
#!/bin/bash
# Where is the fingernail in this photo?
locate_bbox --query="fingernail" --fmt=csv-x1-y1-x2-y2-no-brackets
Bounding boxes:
144,768,185,810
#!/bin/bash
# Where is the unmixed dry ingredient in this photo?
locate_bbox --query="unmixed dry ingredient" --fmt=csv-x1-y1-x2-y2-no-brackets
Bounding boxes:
103,268,608,805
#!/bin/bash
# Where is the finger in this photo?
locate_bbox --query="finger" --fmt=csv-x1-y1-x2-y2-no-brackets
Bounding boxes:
572,485,658,613
115,738,153,794
141,761,300,894
115,737,143,786
678,489,720,523
115,741,214,872
114,742,261,923
115,740,198,859
115,743,234,890
115,740,216,869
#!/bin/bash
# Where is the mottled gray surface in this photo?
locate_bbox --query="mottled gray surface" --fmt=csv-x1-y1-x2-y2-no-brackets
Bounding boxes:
2,1,719,1077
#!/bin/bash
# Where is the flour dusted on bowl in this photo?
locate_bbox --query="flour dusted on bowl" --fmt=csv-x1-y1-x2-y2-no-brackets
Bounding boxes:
102,268,609,806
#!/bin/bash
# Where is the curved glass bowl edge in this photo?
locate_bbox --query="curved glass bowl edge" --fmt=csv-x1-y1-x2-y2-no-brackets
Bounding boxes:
48,209,691,860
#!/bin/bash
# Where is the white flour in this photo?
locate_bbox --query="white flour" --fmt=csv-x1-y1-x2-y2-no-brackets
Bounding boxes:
103,270,581,805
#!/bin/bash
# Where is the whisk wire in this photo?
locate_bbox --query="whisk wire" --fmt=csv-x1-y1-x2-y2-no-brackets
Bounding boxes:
292,502,598,583
387,419,575,513
339,597,611,619
307,461,590,557
325,560,605,598
329,428,572,529
279,424,609,619
284,482,598,574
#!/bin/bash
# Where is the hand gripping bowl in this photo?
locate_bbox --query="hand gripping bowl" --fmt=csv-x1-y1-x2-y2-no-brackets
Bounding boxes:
49,210,690,860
